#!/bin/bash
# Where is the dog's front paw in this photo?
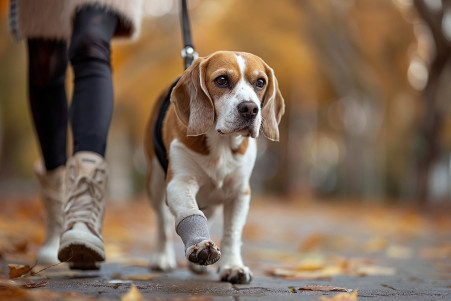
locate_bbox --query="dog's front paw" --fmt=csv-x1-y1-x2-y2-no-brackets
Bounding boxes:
186,240,221,266
219,265,253,284
149,252,177,271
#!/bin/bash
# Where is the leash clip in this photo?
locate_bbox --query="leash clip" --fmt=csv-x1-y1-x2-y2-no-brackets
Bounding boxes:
181,46,198,61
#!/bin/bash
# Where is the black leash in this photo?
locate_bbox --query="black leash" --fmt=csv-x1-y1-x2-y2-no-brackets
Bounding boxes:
180,0,198,69
153,0,198,175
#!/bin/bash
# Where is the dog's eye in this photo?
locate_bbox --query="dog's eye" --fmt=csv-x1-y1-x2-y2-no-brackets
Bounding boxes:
215,75,229,88
255,78,266,90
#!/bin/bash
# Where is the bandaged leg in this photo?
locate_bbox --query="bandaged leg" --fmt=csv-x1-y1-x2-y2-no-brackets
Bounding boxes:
176,215,221,265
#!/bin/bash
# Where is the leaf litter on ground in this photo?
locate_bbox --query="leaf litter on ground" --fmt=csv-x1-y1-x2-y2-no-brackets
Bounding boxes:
269,255,395,279
121,283,146,301
320,291,359,301
298,285,353,293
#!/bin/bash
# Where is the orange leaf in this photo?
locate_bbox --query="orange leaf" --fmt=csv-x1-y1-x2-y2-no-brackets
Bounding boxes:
8,264,32,279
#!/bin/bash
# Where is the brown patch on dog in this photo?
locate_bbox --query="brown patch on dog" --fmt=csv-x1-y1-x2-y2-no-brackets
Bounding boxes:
232,138,249,155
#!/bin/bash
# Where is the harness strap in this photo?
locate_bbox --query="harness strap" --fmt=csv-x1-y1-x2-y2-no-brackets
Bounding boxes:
153,78,180,176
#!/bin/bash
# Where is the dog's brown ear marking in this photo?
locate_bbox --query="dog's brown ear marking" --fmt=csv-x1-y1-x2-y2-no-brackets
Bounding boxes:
172,57,215,136
261,62,285,141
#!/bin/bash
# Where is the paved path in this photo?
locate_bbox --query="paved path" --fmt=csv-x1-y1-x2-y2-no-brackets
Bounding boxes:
1,197,450,300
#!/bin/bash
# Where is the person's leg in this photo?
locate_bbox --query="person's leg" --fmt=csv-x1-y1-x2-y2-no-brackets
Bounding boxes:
58,5,118,270
27,39,68,170
69,5,118,157
27,39,68,264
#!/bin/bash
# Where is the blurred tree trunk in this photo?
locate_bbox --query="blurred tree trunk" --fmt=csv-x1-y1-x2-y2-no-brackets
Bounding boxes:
293,1,385,198
413,0,451,203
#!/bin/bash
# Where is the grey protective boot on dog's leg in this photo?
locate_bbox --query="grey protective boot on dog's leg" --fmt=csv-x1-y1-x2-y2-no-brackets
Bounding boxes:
35,162,65,265
58,152,108,270
176,214,221,266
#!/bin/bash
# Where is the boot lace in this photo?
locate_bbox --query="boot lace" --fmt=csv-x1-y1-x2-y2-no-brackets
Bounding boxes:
64,169,106,235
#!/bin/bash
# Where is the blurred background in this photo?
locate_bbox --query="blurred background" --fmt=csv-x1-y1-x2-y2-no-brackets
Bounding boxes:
0,0,450,205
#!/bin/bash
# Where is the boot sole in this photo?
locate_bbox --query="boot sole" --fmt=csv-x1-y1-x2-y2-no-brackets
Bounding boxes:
58,243,104,270
58,229,105,270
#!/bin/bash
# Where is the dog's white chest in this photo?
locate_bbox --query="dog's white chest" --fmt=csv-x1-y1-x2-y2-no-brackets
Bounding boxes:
169,133,256,201
197,133,240,187
204,149,238,189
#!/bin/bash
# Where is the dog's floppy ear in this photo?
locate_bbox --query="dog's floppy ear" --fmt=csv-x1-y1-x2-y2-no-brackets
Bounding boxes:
171,57,215,136
261,62,285,141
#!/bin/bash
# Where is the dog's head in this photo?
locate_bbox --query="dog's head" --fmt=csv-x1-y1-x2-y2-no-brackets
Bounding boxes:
171,51,285,141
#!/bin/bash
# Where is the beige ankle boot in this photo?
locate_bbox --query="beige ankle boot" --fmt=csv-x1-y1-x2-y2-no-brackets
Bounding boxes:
35,162,65,265
57,151,108,270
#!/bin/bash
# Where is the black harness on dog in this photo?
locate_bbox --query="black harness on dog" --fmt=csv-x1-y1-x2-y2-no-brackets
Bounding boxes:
153,78,180,176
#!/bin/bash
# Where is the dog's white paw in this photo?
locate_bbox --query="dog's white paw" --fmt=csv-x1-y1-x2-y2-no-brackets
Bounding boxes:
186,240,221,266
219,265,253,284
149,252,177,271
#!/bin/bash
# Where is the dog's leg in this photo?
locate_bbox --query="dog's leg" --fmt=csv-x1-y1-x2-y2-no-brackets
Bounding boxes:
148,158,176,271
167,177,221,266
219,192,253,284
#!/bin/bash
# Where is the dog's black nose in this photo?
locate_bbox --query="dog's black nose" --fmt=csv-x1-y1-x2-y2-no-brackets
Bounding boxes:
238,101,259,119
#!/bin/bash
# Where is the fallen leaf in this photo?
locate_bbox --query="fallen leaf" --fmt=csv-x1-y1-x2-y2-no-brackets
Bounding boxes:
363,237,388,252
8,264,33,279
298,285,353,293
23,280,48,288
113,273,162,281
121,283,146,301
380,284,396,290
299,233,326,252
355,265,396,276
270,268,332,280
288,286,297,293
295,258,326,271
321,291,359,301
386,245,413,259
1,278,48,289
299,233,353,252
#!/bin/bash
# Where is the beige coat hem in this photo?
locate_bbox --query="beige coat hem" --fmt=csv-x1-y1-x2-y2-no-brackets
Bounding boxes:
13,0,143,41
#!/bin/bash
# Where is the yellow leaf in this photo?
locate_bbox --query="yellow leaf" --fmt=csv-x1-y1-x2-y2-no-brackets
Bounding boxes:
386,245,413,259
270,268,332,280
321,291,359,301
295,258,326,271
355,265,396,276
121,283,146,301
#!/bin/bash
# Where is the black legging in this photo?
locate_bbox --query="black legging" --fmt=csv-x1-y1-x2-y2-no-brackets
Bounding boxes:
27,5,118,171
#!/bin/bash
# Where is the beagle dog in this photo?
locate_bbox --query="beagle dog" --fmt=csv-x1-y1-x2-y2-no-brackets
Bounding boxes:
144,51,284,284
